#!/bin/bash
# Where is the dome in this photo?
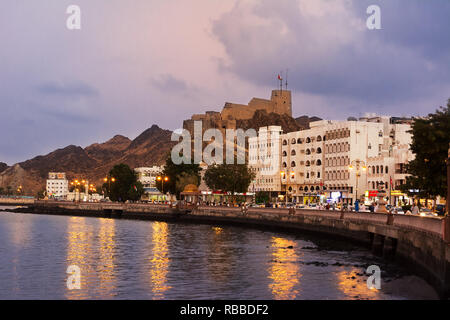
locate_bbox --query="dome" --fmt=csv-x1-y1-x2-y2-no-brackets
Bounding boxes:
183,184,199,193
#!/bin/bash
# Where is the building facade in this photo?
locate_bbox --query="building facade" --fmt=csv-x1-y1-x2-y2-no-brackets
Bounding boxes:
248,126,283,198
46,172,69,199
249,115,414,206
135,166,164,200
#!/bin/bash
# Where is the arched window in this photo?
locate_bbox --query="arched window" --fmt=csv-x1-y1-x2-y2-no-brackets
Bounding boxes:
306,160,311,167
380,166,383,174
306,137,311,143
315,186,320,191
299,186,303,191
282,140,287,145
282,162,287,168
297,138,302,144
282,151,287,156
316,159,322,165
385,166,388,174
304,186,309,191
316,135,322,142
317,172,321,178
306,149,311,155
291,138,296,144
372,166,375,174
376,166,379,174
291,150,296,156
291,161,296,167
372,182,375,189
317,147,322,154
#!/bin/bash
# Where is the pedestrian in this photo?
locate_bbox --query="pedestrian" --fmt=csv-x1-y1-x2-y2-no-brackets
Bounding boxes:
411,203,419,215
355,199,360,212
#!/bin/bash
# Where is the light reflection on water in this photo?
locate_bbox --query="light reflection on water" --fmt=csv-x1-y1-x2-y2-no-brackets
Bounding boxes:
0,211,437,299
149,222,171,299
268,237,301,300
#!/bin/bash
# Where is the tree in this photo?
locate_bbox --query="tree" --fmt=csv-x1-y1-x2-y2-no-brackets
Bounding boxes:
256,191,270,204
156,153,201,198
400,100,450,202
204,163,255,203
107,164,144,202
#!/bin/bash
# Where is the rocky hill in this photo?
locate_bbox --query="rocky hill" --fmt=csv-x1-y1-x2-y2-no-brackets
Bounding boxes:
236,110,322,133
0,125,176,195
0,114,322,196
0,162,7,173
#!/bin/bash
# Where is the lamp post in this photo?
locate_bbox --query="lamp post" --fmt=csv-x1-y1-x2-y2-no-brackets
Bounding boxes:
157,176,169,203
348,159,367,206
280,171,286,206
103,176,116,200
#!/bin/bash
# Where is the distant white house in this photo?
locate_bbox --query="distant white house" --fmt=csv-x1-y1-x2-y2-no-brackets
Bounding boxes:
46,172,69,199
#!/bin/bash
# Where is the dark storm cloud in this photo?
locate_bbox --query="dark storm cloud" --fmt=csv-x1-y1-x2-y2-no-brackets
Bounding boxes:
212,0,450,108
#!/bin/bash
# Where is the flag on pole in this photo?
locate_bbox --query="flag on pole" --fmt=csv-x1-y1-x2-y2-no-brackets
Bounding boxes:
390,176,393,188
277,74,283,81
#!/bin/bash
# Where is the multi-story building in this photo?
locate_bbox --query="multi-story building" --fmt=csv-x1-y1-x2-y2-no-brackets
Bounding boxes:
46,172,69,199
281,121,326,204
135,166,164,200
248,126,283,199
248,115,414,206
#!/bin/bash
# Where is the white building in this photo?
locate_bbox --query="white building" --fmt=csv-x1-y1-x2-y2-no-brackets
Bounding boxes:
248,126,283,199
249,115,414,205
46,172,69,199
135,166,164,200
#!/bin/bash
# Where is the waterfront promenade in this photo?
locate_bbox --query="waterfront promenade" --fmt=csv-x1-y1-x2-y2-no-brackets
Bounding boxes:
7,200,450,299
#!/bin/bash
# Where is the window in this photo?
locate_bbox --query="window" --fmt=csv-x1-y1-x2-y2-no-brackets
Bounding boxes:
291,138,296,144
317,147,322,154
282,151,287,156
282,162,287,168
283,140,287,145
291,161,296,167
297,138,302,144
306,160,311,167
306,137,311,143
385,166,388,174
306,149,311,155
291,150,296,156
317,135,322,142
316,159,322,165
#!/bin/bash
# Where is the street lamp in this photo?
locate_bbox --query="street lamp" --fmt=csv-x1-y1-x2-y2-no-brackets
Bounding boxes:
104,176,116,199
348,159,367,206
156,176,169,202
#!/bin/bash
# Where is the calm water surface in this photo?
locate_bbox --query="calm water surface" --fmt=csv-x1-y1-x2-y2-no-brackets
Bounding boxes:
0,208,438,299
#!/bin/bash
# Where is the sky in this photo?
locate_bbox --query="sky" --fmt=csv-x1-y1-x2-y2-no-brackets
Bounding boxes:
0,0,449,164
